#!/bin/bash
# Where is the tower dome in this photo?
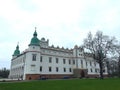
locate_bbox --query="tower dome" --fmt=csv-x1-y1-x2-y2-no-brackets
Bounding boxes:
29,29,40,46
13,44,20,56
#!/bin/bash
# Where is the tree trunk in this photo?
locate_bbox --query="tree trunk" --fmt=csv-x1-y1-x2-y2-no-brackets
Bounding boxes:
99,60,104,79
98,49,104,79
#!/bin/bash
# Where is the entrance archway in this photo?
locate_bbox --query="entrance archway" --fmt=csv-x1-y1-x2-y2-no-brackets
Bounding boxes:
80,70,85,77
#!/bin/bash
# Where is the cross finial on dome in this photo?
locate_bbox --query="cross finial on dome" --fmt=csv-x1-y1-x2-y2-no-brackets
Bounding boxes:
35,27,37,31
17,42,19,45
16,42,19,49
33,27,37,37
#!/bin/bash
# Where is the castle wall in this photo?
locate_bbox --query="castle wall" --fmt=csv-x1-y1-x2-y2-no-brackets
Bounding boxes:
9,32,108,80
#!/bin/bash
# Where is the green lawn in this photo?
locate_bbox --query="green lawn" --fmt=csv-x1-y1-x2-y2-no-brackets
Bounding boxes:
0,78,120,90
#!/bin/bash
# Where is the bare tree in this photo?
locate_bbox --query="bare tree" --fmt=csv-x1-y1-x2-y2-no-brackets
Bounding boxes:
106,59,118,77
0,68,10,78
114,44,120,77
83,31,116,79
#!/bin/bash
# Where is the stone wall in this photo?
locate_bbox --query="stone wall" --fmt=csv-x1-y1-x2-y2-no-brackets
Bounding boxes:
26,74,73,80
25,74,108,80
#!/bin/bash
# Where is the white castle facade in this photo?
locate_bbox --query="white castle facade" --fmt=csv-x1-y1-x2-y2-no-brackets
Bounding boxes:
9,30,108,80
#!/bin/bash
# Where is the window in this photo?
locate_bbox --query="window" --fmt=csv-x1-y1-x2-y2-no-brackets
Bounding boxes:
49,67,52,72
69,68,72,72
31,65,35,71
94,62,96,67
32,54,36,61
56,58,59,63
64,68,66,72
22,66,24,70
79,54,82,56
73,60,75,64
40,56,42,62
86,61,88,67
49,57,52,63
103,69,105,73
90,61,92,66
91,68,93,72
63,59,66,64
40,66,42,72
56,67,59,72
81,60,83,65
81,60,83,68
69,59,71,64
95,69,97,73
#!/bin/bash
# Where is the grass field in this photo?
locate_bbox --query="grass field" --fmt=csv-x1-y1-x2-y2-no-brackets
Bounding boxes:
0,78,120,90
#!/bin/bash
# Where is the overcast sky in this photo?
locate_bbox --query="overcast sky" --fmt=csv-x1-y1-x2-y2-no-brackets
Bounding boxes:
0,0,120,69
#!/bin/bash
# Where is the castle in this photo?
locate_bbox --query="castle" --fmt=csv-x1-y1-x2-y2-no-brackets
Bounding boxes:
9,29,107,80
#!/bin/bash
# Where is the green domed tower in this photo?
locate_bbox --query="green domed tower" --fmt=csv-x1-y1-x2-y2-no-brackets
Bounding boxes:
13,44,20,56
29,30,40,46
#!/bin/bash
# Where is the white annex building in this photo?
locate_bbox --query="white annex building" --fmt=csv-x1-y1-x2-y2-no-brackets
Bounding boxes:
9,29,108,80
